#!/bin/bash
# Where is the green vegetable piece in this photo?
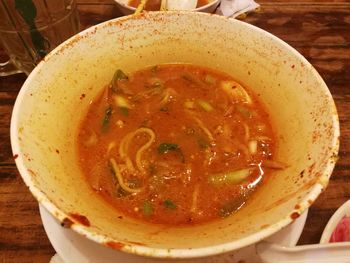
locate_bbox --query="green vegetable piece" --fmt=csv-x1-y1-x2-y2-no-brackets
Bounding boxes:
185,127,195,135
204,75,216,85
182,73,193,82
152,81,162,89
115,186,128,198
142,200,153,217
114,69,128,81
102,105,113,131
182,73,206,88
114,95,132,109
140,119,151,128
197,100,214,112
127,178,141,189
151,65,158,73
197,137,209,149
158,143,179,154
158,143,185,163
164,199,177,209
236,106,252,118
219,196,247,218
208,169,251,185
160,106,168,112
112,69,128,93
149,164,157,176
146,77,163,89
184,100,195,109
119,107,129,116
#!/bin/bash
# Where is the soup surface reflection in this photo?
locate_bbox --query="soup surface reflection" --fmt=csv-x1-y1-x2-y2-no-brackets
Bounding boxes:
77,64,281,225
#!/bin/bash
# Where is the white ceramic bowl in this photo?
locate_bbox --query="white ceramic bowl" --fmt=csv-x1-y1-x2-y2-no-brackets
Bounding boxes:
321,200,350,243
11,12,339,259
114,0,220,15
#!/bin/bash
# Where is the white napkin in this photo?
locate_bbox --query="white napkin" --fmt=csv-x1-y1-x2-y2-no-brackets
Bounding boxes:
216,0,260,18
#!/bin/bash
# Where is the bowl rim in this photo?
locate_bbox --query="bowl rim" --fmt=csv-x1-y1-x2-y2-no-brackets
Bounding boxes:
113,0,220,12
10,11,340,259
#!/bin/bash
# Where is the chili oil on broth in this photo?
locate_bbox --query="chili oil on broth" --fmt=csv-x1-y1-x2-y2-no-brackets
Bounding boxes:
77,64,279,226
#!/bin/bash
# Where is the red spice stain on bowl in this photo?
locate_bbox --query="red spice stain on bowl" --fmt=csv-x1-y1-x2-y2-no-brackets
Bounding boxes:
13,154,19,160
127,240,147,246
80,93,86,100
53,33,84,57
61,217,74,228
307,163,316,174
27,169,37,177
69,213,91,227
260,224,270,229
290,212,300,219
105,241,125,250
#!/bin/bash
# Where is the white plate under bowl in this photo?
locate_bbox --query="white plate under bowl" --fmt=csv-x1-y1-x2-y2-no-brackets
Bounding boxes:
40,205,308,263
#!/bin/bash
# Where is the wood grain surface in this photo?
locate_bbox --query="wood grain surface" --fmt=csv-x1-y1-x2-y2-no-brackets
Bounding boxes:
0,0,349,262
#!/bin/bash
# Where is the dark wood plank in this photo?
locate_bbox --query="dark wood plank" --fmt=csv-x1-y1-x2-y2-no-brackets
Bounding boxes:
0,75,25,165
77,1,123,29
0,166,55,262
246,3,350,46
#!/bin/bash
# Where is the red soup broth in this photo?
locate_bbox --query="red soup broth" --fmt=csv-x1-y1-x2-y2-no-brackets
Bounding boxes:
77,64,280,225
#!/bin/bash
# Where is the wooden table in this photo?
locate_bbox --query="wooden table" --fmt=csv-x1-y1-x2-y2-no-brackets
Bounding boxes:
0,0,349,262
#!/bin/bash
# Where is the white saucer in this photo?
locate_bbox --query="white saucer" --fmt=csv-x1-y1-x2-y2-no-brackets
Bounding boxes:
39,205,308,263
